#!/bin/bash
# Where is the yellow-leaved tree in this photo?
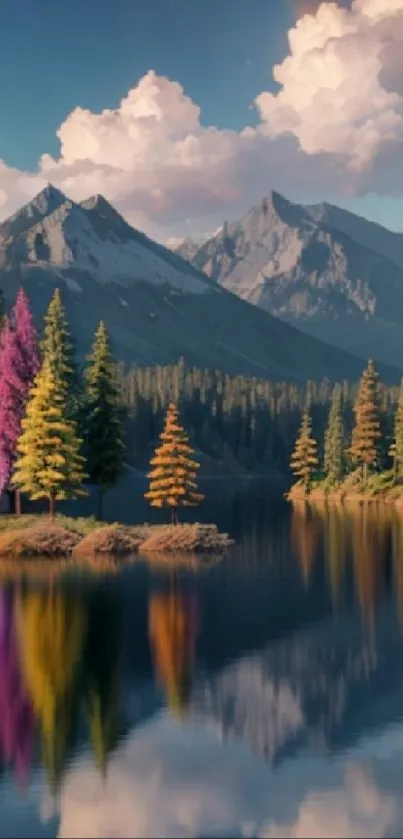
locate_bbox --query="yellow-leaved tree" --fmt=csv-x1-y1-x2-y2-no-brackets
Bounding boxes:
12,358,87,519
144,402,204,524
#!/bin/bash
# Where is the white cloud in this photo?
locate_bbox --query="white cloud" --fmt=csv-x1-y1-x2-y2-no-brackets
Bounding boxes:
256,0,403,171
56,712,402,838
0,0,403,237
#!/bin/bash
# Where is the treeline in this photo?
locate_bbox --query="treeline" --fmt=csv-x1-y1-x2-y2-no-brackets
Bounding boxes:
116,360,400,475
290,359,403,494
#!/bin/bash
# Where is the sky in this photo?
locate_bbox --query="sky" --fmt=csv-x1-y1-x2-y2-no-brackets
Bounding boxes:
1,0,403,242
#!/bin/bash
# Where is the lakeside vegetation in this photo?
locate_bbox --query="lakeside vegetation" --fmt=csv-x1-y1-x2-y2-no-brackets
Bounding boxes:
288,358,403,503
0,287,232,558
0,515,232,560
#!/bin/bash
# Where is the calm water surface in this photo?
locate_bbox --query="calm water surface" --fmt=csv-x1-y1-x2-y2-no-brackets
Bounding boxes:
2,490,403,838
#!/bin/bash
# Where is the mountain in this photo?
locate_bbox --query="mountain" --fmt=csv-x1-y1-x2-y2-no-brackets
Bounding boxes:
172,236,201,263
0,185,399,383
178,191,403,369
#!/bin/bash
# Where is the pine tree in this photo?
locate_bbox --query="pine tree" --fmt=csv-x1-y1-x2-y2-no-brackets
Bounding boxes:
41,288,82,420
389,380,403,481
350,359,381,486
289,408,318,492
144,402,204,524
12,359,87,518
324,384,344,487
83,322,126,520
0,290,40,513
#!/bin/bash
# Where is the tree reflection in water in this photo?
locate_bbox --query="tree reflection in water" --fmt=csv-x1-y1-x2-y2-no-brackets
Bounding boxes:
148,573,198,714
0,578,124,795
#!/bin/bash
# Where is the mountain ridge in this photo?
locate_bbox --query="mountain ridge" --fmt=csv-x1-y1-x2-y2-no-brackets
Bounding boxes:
0,185,400,383
176,192,403,369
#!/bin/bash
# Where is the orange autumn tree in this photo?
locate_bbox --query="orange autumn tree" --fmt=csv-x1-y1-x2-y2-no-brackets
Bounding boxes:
144,402,204,524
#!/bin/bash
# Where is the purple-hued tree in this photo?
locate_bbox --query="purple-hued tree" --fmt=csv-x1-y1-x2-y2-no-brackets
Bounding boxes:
0,289,40,513
0,588,36,787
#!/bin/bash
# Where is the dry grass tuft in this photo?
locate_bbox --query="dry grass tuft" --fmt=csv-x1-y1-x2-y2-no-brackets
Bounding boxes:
139,523,233,554
73,523,150,556
0,523,81,558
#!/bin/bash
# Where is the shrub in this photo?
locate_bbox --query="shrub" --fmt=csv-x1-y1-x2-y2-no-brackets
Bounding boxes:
74,524,149,556
139,523,233,554
0,524,81,557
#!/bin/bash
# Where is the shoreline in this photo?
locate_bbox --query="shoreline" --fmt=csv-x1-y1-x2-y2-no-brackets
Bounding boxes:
287,483,403,507
0,517,233,561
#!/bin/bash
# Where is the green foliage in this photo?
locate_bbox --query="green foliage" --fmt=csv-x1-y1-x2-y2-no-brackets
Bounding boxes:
324,384,344,487
389,380,403,481
350,359,381,485
289,408,318,491
83,322,126,508
41,288,83,421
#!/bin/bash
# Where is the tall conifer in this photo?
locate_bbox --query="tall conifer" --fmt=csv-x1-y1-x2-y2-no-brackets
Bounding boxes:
289,408,318,492
324,384,344,487
0,289,40,512
145,403,204,523
350,359,381,485
83,322,126,519
389,380,403,481
41,288,82,420
12,359,87,518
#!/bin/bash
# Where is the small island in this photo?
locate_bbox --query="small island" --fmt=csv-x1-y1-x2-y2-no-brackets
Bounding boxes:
287,359,403,507
0,289,232,561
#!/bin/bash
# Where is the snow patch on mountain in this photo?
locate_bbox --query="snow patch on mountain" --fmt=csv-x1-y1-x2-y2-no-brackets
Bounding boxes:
1,188,211,295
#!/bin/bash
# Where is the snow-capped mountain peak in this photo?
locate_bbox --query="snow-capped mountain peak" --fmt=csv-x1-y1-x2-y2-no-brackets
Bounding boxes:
0,183,69,243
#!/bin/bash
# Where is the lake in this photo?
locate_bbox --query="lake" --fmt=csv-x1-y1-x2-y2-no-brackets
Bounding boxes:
2,491,403,838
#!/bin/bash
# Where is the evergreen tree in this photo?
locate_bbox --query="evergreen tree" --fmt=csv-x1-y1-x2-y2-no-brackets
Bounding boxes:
389,380,403,481
83,322,126,519
41,288,82,420
350,359,381,485
0,290,40,512
12,359,87,518
289,408,318,492
324,384,344,487
144,402,204,524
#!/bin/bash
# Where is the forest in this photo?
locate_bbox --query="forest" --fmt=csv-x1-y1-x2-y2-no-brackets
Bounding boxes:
117,358,400,478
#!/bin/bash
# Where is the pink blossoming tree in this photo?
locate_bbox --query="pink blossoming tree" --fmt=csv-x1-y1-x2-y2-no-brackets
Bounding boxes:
0,289,40,513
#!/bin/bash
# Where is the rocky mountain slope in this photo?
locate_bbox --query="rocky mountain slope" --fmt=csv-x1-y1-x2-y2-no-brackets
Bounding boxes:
177,192,403,368
0,185,398,383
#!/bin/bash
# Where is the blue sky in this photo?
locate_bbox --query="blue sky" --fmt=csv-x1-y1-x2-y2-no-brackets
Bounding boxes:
0,0,289,168
0,0,402,240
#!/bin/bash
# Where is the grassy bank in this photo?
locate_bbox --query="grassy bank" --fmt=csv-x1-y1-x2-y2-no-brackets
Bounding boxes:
0,515,233,560
287,473,403,505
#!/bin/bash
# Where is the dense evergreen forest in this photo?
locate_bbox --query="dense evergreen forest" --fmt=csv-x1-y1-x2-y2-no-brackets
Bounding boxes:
116,359,400,476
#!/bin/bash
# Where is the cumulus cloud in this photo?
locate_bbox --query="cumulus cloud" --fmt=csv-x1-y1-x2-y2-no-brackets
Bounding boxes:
55,712,402,838
0,0,403,238
255,0,403,170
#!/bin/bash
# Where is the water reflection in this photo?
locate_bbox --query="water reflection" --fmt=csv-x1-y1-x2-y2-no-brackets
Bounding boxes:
148,574,198,714
4,506,403,835
290,502,401,631
0,588,35,788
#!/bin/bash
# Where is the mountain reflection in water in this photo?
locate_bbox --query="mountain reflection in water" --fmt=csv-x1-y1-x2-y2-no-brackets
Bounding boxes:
2,500,403,836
